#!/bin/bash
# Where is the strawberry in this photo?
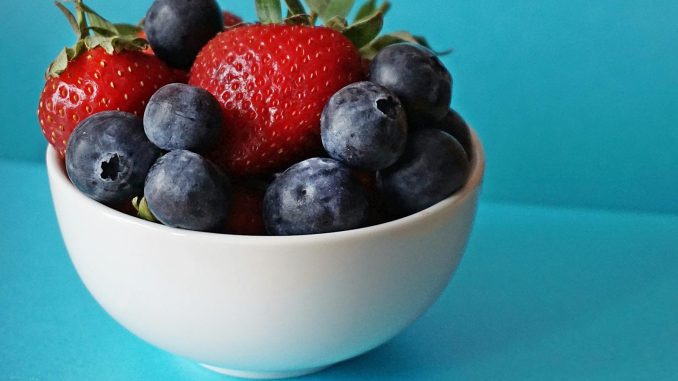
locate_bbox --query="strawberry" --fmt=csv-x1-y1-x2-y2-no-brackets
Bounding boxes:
223,11,243,27
188,0,434,176
189,23,364,176
37,0,183,157
137,29,154,55
224,186,266,235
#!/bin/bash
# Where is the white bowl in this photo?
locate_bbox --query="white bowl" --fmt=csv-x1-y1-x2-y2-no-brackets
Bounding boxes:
47,130,485,379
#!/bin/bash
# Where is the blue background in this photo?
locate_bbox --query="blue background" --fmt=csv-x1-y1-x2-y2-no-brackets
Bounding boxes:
1,0,677,380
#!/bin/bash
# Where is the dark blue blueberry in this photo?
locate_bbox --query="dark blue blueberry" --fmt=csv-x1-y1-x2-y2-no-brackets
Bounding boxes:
377,129,470,216
369,43,452,124
144,0,223,69
143,83,222,152
412,109,472,158
263,158,368,235
66,111,161,205
144,150,231,232
321,81,408,171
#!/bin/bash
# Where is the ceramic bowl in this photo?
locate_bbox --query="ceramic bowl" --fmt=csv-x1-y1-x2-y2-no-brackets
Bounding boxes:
47,130,485,379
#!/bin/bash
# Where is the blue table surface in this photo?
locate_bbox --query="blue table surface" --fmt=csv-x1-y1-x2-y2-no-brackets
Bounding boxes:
1,160,676,380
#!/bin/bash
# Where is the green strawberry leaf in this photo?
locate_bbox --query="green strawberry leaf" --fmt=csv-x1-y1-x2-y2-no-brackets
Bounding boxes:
360,34,396,58
84,35,114,52
375,1,391,17
82,34,147,54
47,0,150,78
354,0,390,22
256,0,283,24
87,26,116,37
284,0,306,15
326,0,357,20
359,31,451,59
54,1,82,38
88,24,140,39
50,49,69,76
305,0,355,23
284,13,313,25
47,40,87,77
76,1,119,36
389,31,452,55
354,0,376,22
113,23,142,37
325,16,348,32
393,32,430,47
342,10,383,48
132,197,158,223
309,11,319,25
73,0,88,35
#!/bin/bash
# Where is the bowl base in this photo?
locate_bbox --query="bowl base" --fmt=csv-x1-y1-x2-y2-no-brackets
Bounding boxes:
200,363,329,379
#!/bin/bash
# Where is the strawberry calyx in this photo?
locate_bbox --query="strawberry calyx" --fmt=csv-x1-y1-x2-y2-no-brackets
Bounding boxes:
253,0,443,58
47,0,148,78
132,196,158,222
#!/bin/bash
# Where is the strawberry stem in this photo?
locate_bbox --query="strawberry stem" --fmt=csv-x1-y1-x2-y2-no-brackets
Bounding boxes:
285,0,306,15
256,0,283,24
74,0,90,38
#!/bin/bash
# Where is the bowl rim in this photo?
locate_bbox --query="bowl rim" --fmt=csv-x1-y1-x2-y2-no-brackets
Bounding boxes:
47,128,485,244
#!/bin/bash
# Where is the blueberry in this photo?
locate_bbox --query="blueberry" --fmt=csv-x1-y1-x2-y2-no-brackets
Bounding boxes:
412,109,472,158
321,81,408,171
263,158,368,235
144,150,231,232
144,83,222,152
369,43,452,124
377,129,469,216
144,0,223,69
66,111,161,205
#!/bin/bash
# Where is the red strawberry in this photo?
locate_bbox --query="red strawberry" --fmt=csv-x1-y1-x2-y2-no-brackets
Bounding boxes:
137,29,155,55
37,1,183,158
223,11,243,27
224,186,266,235
189,24,364,176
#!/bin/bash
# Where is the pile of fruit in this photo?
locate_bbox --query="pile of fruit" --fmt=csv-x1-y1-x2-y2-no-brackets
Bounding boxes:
38,0,473,235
